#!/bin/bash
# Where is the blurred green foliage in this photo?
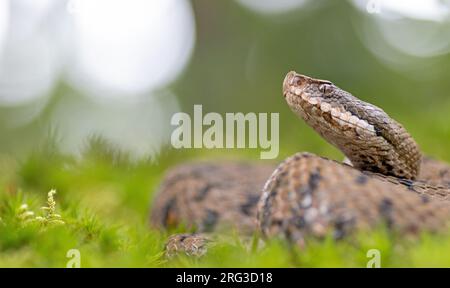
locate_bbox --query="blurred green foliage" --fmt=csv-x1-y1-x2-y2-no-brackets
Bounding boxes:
0,0,449,162
0,139,449,267
0,0,450,267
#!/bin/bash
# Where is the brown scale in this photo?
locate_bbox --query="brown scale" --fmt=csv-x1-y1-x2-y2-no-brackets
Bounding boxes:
419,156,450,187
150,162,276,234
151,71,450,257
257,153,450,246
165,233,210,258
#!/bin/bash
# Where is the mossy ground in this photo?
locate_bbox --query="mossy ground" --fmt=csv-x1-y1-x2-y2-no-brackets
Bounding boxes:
0,138,449,268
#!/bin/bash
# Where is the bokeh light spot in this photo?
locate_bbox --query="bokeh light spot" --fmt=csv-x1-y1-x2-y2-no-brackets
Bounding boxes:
67,0,196,99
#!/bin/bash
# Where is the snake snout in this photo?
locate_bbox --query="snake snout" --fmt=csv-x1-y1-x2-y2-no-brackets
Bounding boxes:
283,71,305,97
283,71,296,97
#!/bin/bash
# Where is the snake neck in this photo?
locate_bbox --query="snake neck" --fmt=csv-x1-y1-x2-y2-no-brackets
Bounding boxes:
283,71,422,180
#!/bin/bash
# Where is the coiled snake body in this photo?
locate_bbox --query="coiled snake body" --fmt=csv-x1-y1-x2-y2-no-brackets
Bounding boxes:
151,71,450,256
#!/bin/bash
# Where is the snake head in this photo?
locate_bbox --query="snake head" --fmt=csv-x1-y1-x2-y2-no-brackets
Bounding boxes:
283,71,342,121
283,71,333,99
282,71,422,180
282,71,350,126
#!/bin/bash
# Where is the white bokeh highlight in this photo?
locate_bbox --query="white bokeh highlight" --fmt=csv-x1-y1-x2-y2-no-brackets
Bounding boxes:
353,0,450,21
50,91,180,158
0,0,8,56
67,0,195,99
351,0,450,73
0,0,196,158
235,0,309,14
0,0,61,108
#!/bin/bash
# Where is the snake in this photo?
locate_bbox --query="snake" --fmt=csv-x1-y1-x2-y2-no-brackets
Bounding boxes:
150,71,450,257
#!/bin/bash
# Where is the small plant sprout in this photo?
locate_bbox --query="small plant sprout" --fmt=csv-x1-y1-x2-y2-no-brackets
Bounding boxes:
17,203,35,224
35,190,65,226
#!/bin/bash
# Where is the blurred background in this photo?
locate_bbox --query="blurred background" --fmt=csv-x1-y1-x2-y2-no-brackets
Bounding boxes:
1,0,450,268
0,0,450,162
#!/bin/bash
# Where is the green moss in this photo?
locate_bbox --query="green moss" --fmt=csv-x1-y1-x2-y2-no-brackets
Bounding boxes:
0,140,449,268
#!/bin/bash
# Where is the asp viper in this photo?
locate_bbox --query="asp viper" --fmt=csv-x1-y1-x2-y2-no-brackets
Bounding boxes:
150,71,450,257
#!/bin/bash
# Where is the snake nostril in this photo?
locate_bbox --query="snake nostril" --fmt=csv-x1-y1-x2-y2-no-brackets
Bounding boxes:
283,71,298,96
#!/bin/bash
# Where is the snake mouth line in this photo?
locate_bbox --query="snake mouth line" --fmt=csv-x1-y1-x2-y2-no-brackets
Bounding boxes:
284,90,377,135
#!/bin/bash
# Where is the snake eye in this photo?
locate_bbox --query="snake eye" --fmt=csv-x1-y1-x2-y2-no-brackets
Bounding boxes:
319,83,333,94
292,76,304,86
